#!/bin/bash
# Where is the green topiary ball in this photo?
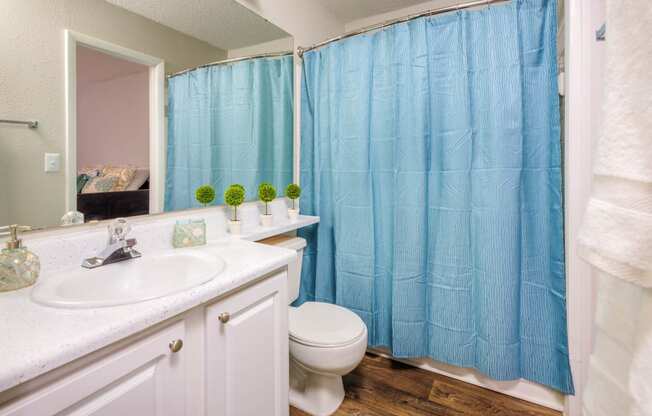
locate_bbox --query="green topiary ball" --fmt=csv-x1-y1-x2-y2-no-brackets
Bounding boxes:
258,182,277,203
195,184,216,206
224,185,245,207
285,183,301,200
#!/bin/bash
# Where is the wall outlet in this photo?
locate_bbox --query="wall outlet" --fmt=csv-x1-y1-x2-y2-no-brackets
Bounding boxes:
44,153,61,173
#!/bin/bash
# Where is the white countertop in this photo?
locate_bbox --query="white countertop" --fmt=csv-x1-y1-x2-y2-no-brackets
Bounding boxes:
0,239,295,392
239,215,319,241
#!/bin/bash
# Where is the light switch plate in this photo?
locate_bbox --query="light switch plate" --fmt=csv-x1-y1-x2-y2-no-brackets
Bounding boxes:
44,153,61,173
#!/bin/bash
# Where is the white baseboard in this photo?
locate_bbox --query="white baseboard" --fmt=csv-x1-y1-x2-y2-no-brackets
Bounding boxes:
368,347,565,412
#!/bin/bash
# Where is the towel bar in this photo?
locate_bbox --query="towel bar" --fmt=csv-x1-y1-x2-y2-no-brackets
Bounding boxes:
0,119,38,129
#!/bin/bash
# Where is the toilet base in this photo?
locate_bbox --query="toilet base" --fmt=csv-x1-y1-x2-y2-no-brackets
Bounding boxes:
289,360,345,416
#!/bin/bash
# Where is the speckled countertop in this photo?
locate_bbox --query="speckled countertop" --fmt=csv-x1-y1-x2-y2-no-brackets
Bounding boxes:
0,239,295,392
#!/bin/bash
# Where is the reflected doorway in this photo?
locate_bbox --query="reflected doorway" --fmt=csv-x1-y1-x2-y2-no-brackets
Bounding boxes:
65,30,165,224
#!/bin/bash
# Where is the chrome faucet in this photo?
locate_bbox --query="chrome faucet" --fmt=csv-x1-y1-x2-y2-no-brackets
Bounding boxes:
82,218,141,269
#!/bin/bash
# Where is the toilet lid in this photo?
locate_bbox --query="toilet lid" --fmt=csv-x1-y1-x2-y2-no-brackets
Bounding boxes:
289,302,366,347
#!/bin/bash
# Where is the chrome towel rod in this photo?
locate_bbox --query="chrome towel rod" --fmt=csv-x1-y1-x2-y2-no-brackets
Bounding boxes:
0,119,38,129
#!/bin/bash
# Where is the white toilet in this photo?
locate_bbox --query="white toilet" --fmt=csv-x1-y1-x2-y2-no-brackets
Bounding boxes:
261,235,368,416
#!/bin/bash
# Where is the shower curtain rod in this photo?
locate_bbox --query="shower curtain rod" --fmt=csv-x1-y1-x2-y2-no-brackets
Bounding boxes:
168,50,293,79
297,0,509,57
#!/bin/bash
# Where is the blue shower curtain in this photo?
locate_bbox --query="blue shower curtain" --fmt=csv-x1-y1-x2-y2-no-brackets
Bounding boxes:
165,55,293,210
299,0,573,394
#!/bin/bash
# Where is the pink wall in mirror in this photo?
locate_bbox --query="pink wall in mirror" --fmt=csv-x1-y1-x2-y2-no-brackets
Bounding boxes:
76,45,150,170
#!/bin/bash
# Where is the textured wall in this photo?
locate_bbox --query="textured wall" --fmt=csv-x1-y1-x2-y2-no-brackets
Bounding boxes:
227,37,294,59
77,71,150,169
235,0,343,45
0,0,226,227
77,47,150,169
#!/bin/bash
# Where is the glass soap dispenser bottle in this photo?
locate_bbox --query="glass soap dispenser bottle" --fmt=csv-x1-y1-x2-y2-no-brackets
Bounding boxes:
0,225,40,292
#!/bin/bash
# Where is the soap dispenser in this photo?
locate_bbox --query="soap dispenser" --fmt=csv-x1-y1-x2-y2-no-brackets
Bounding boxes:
0,225,40,292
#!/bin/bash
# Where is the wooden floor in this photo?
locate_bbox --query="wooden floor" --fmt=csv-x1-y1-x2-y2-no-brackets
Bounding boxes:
290,353,561,416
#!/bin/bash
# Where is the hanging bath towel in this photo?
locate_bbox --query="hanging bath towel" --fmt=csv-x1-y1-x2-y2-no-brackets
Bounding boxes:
578,1,652,415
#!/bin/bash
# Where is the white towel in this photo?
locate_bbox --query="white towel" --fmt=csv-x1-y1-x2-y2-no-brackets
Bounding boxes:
582,272,652,416
577,0,652,288
579,2,652,416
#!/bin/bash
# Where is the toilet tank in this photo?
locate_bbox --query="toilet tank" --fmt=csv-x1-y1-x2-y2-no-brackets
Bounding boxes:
259,235,306,304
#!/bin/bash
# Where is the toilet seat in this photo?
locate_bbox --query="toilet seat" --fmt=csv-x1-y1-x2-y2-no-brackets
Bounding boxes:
289,302,365,348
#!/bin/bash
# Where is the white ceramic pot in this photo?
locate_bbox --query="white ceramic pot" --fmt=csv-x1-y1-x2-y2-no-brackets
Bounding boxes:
288,209,299,222
228,220,241,235
260,214,273,227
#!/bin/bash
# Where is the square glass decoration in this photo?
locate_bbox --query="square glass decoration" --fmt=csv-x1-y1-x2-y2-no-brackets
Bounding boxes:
173,219,207,248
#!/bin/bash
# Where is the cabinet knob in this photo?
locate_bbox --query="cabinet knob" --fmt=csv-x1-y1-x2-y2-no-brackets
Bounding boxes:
218,312,230,323
169,339,183,353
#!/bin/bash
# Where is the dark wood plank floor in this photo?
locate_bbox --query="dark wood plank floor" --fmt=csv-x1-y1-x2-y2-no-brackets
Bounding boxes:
290,353,561,416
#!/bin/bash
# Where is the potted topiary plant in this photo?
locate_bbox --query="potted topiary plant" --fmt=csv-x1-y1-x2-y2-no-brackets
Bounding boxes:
224,184,245,234
258,182,277,227
195,184,215,207
285,183,301,221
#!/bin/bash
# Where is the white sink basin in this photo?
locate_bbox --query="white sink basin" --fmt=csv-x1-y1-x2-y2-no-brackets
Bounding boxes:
31,250,225,309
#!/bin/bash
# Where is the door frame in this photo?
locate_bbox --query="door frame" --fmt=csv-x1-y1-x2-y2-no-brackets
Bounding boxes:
64,30,166,215
563,0,603,414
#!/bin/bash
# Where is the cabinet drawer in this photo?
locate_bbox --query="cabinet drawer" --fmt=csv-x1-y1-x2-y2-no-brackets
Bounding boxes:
0,321,186,416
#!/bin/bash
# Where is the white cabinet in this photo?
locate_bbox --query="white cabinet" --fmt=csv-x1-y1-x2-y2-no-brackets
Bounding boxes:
0,321,186,416
0,270,289,416
205,272,288,416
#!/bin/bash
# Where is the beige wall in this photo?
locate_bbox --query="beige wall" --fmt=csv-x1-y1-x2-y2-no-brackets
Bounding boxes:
235,0,343,45
345,0,478,31
0,0,226,227
227,37,294,59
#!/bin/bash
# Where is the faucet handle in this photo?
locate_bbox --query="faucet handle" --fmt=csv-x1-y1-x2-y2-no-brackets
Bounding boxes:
108,218,131,243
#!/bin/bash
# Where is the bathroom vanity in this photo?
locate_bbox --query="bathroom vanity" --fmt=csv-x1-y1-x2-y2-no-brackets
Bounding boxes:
0,0,318,412
0,212,319,416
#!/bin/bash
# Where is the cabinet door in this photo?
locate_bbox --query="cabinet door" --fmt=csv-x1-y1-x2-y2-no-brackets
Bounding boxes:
0,321,186,416
205,272,288,416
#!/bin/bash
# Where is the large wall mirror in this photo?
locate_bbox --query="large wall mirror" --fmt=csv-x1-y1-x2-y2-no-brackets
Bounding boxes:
0,0,293,229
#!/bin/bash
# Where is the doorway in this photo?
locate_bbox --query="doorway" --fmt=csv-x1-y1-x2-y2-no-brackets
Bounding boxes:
65,31,165,221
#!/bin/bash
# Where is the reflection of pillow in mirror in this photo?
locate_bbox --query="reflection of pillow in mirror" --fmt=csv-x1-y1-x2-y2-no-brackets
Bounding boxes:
78,167,102,177
81,176,118,193
102,166,136,191
77,174,90,194
126,169,150,191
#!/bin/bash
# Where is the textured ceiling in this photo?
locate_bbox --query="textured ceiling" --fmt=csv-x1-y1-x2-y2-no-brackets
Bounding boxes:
319,0,437,22
105,0,290,50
